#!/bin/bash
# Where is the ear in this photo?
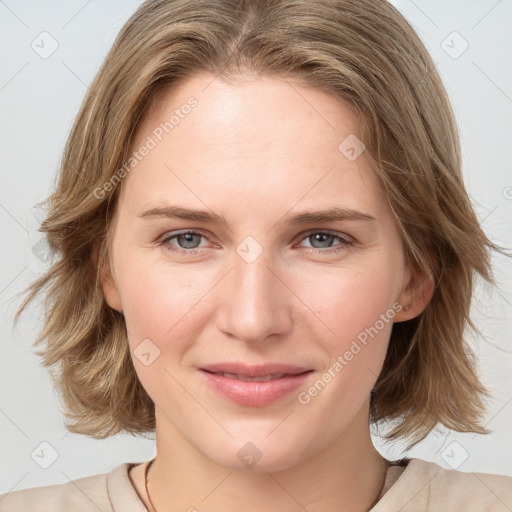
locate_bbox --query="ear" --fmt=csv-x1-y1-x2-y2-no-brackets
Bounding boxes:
94,241,123,313
393,260,435,323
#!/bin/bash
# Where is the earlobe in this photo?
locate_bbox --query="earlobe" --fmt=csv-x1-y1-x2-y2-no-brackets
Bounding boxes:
394,263,435,323
96,246,123,313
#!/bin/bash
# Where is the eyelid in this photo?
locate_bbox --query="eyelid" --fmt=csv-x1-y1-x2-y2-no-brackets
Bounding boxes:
159,228,211,241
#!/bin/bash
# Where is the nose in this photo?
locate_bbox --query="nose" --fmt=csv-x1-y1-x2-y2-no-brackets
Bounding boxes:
214,246,293,345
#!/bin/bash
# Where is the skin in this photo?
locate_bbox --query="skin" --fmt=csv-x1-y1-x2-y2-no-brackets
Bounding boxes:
101,72,434,511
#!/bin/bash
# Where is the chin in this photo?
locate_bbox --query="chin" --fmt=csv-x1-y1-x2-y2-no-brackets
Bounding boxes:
201,432,312,473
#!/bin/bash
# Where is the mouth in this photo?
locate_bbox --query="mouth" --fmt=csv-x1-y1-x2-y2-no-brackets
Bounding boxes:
200,362,312,377
202,371,302,382
199,363,314,407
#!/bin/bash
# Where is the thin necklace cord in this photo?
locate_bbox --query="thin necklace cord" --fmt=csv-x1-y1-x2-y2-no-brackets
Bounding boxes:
144,458,157,512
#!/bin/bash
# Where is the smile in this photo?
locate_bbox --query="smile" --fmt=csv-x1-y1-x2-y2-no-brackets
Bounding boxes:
199,368,313,407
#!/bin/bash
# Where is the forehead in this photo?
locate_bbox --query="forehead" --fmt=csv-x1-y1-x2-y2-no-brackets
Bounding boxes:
137,72,365,154
120,73,387,219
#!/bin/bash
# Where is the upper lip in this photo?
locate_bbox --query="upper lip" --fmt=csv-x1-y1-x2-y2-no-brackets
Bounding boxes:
200,363,312,377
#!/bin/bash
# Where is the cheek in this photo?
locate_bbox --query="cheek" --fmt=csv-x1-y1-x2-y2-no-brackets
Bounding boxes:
291,254,402,404
113,242,225,370
119,263,203,341
115,259,213,398
294,270,396,411
295,259,400,343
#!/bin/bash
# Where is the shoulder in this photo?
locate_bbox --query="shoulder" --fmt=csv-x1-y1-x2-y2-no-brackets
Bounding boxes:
0,462,146,512
374,458,512,512
0,471,110,512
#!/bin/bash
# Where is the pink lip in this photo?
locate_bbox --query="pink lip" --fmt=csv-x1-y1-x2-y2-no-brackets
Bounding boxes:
199,363,313,407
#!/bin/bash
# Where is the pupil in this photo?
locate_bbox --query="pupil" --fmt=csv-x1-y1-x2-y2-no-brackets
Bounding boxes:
312,233,332,248
179,233,199,249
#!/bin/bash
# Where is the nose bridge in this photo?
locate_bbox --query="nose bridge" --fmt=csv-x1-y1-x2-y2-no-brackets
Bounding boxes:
215,244,292,343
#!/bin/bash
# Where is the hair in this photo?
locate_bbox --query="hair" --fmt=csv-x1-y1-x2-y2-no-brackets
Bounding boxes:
16,0,509,447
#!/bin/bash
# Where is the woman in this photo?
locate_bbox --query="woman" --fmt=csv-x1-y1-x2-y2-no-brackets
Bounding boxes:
2,0,511,510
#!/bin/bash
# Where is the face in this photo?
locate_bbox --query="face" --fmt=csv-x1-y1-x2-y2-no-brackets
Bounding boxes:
102,73,426,472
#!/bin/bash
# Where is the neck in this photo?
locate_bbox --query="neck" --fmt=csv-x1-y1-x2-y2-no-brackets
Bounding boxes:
145,407,389,512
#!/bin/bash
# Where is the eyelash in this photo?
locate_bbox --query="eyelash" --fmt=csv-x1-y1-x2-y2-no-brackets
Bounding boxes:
158,229,354,256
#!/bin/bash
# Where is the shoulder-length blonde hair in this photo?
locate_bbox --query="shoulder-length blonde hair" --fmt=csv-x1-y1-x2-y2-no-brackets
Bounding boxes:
17,0,508,447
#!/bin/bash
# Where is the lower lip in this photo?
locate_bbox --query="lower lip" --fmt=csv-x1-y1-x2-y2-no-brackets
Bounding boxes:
200,370,312,407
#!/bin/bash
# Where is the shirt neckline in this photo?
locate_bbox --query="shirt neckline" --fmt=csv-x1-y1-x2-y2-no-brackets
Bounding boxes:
108,458,415,511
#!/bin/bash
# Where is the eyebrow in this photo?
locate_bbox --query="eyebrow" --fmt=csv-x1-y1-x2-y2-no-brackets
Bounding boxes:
138,205,376,225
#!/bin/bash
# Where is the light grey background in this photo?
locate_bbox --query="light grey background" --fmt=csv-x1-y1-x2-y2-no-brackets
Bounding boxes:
1,0,511,494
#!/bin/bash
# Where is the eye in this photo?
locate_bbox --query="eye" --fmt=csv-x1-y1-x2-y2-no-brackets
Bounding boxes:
158,229,354,256
159,230,209,255
297,230,354,254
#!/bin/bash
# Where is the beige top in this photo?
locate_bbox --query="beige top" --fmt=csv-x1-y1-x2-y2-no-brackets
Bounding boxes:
1,458,511,511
